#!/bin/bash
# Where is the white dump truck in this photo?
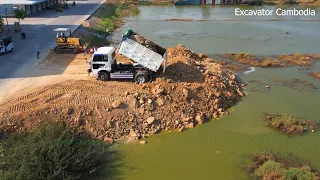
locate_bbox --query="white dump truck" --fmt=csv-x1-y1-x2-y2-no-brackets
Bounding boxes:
87,30,167,83
0,36,13,54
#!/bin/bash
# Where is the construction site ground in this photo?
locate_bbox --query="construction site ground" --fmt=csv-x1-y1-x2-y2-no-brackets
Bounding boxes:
0,45,244,143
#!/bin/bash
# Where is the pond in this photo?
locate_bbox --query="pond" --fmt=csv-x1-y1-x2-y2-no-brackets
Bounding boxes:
111,5,320,180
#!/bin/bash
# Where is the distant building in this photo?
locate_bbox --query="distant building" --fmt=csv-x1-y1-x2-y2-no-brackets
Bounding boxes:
0,0,57,17
175,0,242,5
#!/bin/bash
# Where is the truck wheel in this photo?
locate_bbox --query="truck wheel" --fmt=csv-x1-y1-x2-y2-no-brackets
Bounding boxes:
135,72,149,83
98,72,110,81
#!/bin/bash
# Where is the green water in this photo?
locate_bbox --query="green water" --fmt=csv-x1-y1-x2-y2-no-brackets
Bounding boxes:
111,5,320,180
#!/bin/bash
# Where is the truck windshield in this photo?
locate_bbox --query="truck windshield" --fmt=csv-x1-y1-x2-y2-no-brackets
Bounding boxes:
92,54,103,62
3,38,11,46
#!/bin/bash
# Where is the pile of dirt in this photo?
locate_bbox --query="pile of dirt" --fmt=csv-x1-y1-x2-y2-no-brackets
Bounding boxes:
0,45,244,143
127,31,166,55
224,53,284,68
223,53,320,69
277,54,320,66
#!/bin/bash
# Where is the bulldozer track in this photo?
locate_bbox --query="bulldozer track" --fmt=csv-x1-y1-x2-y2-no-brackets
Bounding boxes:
15,88,47,102
7,103,34,114
44,94,64,103
0,78,132,115
64,96,117,106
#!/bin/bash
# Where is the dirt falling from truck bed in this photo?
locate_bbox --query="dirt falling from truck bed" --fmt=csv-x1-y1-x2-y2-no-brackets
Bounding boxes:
0,45,244,142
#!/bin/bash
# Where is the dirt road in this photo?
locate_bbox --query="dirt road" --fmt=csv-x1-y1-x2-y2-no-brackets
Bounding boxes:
0,0,106,102
0,51,90,102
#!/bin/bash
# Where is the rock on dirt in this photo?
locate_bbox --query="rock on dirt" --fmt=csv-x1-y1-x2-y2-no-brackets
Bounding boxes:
112,100,122,109
146,117,155,124
127,129,140,142
195,114,206,124
182,88,189,98
185,123,194,129
156,98,165,107
152,84,164,95
178,126,186,132
104,137,114,144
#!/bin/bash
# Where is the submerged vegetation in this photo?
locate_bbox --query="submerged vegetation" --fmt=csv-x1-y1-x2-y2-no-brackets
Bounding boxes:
248,78,317,92
273,78,317,91
0,121,119,180
264,113,319,135
248,152,320,180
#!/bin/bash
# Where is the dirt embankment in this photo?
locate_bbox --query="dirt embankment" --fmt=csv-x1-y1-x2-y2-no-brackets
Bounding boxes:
0,45,244,143
218,53,320,75
224,53,320,69
224,53,284,68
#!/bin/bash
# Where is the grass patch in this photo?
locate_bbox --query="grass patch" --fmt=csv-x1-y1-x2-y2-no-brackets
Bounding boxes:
88,2,140,36
81,35,109,48
248,152,320,179
0,121,121,180
93,3,124,35
264,113,319,135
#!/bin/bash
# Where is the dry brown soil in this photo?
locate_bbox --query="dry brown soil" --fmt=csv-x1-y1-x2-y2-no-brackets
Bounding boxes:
0,45,244,143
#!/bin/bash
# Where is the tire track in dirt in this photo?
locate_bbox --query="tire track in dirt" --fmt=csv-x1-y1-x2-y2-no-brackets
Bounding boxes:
0,79,130,115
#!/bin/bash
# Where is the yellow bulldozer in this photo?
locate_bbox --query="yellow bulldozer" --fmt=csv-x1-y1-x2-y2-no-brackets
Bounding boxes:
53,28,87,53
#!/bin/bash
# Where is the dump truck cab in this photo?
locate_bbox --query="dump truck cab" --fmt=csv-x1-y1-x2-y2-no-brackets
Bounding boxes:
88,46,156,83
88,47,116,76
0,36,13,54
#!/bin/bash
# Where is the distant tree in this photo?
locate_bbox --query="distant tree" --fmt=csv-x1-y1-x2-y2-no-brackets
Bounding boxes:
0,16,4,31
14,9,27,23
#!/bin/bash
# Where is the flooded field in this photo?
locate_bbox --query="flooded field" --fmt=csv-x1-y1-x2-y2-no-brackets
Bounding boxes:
112,5,320,180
